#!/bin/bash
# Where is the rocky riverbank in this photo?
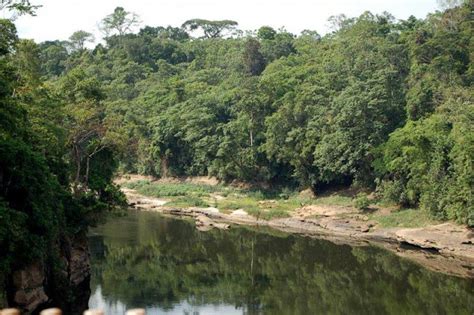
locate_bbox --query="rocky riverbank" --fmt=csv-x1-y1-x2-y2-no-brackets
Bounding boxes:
123,186,474,279
4,233,91,314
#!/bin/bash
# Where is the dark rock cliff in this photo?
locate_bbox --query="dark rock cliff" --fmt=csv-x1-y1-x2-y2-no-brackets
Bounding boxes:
5,233,91,314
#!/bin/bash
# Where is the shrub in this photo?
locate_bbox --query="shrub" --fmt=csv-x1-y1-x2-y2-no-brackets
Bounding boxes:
354,193,370,210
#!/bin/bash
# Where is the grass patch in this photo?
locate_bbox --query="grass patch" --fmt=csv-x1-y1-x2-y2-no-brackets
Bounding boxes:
123,180,351,221
215,194,298,220
217,196,258,210
369,208,441,228
167,196,209,208
123,179,448,228
123,180,220,197
262,209,291,220
246,208,290,220
311,195,353,207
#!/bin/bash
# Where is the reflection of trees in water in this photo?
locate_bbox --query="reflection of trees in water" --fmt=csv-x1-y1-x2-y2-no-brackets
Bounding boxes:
90,213,474,315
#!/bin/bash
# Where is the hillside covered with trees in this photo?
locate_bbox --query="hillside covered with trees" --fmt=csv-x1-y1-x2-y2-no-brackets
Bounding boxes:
0,0,472,312
0,1,125,308
0,0,473,307
36,3,472,224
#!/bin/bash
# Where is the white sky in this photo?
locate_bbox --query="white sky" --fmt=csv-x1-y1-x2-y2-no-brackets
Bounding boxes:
14,0,440,43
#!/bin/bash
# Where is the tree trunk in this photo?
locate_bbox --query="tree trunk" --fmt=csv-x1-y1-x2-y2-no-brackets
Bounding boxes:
250,112,254,147
74,144,82,188
160,155,169,178
85,156,90,187
250,129,254,147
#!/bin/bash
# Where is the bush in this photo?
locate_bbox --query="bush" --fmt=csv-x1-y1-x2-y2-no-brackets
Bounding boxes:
278,187,293,200
354,193,370,210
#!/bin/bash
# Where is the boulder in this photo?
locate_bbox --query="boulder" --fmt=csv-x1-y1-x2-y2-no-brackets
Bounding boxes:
230,209,248,216
11,263,48,312
195,215,230,231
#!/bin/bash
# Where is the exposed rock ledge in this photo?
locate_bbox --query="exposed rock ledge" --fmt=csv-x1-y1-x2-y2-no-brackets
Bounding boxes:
123,188,474,279
6,233,91,314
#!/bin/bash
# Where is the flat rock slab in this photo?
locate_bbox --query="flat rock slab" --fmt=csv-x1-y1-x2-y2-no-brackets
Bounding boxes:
121,186,474,278
294,205,357,217
272,217,374,235
395,223,474,260
204,207,220,213
136,197,168,207
210,193,226,200
121,188,168,208
196,214,230,231
230,209,249,216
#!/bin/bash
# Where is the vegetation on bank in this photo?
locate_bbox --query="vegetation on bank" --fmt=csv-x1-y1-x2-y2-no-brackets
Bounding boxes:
0,0,472,307
0,2,125,305
123,179,441,227
368,208,440,228
32,2,472,226
124,179,355,217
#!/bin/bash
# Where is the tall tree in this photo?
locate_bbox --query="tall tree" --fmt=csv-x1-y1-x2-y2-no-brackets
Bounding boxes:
99,6,140,38
243,38,266,76
182,19,238,38
68,30,94,51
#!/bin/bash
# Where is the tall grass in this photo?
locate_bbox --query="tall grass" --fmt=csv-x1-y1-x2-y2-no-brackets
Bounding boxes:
124,180,219,197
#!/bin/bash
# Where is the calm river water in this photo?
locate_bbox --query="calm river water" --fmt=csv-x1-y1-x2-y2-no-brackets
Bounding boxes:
88,211,473,315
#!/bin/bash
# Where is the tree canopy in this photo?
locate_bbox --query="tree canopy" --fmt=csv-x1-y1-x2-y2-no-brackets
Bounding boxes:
99,6,141,37
0,4,472,303
182,19,238,38
29,3,471,225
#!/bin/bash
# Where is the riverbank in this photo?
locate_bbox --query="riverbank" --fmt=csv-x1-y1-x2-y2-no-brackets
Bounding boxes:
118,176,474,279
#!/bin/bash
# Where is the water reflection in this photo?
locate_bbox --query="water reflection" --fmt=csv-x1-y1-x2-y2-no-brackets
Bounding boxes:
90,285,243,315
88,211,474,315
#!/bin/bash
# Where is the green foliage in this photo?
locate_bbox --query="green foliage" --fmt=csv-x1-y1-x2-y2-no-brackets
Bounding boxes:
182,19,238,38
8,1,467,266
243,38,266,76
353,193,370,210
0,19,17,54
369,208,440,228
124,181,218,197
0,16,123,287
99,6,140,37
167,196,209,208
39,1,468,226
0,0,41,16
257,26,276,40
378,89,473,224
68,30,94,51
1,3,471,304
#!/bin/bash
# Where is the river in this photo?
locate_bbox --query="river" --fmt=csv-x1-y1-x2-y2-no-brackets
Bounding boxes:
88,211,473,315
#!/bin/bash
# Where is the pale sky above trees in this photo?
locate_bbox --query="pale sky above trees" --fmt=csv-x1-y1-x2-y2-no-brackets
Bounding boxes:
14,0,439,43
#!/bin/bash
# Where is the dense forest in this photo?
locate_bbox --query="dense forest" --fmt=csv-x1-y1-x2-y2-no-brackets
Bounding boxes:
0,0,473,305
37,3,472,223
0,1,125,305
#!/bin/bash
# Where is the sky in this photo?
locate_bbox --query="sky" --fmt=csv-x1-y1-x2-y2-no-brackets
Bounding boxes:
13,0,441,43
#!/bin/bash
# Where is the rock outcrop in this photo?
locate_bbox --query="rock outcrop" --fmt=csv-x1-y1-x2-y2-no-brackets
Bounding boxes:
6,233,91,314
123,186,474,279
10,263,48,313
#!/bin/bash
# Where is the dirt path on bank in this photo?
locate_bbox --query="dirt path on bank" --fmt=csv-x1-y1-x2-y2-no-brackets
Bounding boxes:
120,181,474,279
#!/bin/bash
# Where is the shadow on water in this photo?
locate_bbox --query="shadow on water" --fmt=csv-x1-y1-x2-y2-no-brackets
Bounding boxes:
88,211,474,315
